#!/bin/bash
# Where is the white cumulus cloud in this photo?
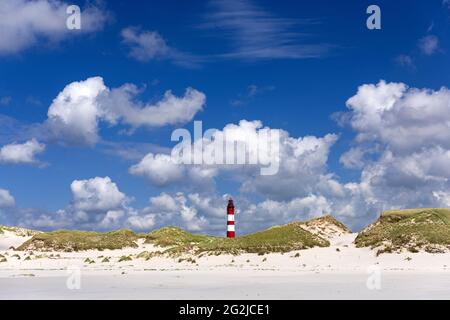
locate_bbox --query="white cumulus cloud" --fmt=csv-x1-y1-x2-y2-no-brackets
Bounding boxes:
0,189,15,208
338,80,450,225
46,77,206,145
47,77,107,145
129,153,185,187
0,139,45,164
127,214,156,230
141,192,209,232
19,176,132,230
71,176,127,212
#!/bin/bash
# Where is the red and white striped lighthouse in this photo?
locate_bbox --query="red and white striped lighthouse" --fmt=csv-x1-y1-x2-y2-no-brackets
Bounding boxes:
227,197,235,238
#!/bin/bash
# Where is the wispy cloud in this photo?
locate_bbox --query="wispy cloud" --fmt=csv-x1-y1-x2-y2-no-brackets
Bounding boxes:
395,54,415,70
418,35,440,55
231,84,275,106
0,96,11,106
100,140,171,161
25,96,43,106
0,115,44,145
443,0,450,9
199,0,332,60
121,27,203,68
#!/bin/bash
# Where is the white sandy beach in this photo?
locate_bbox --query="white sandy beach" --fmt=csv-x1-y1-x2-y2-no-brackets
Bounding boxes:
1,231,450,299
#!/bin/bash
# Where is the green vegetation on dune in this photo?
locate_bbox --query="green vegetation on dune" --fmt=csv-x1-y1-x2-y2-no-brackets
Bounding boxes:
118,255,133,262
355,208,450,253
0,225,15,233
0,225,14,234
382,208,450,224
0,225,38,236
145,227,214,247
17,229,139,252
14,215,347,254
198,222,330,254
146,222,330,255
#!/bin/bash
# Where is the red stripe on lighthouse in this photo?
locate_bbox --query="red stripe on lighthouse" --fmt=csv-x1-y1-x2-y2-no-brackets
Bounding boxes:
227,197,235,238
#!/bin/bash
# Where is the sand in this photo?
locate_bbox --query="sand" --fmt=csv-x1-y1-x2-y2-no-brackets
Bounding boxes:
1,233,450,299
0,230,32,251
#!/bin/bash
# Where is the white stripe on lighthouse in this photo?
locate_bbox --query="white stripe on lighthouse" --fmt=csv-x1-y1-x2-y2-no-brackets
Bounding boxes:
227,224,235,232
227,214,234,222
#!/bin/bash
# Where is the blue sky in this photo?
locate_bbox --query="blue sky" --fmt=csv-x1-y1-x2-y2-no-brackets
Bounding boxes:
0,0,449,234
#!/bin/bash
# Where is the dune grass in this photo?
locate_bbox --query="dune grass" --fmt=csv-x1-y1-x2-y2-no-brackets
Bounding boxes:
145,222,330,255
144,227,214,247
17,229,139,252
118,255,133,262
0,225,39,236
0,225,16,234
15,215,346,254
355,208,450,253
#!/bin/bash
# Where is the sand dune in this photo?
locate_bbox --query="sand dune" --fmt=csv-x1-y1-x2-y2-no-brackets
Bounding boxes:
1,231,450,299
0,230,33,251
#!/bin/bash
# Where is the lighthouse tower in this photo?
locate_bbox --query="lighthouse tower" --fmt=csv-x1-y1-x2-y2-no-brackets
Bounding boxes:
227,197,235,238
